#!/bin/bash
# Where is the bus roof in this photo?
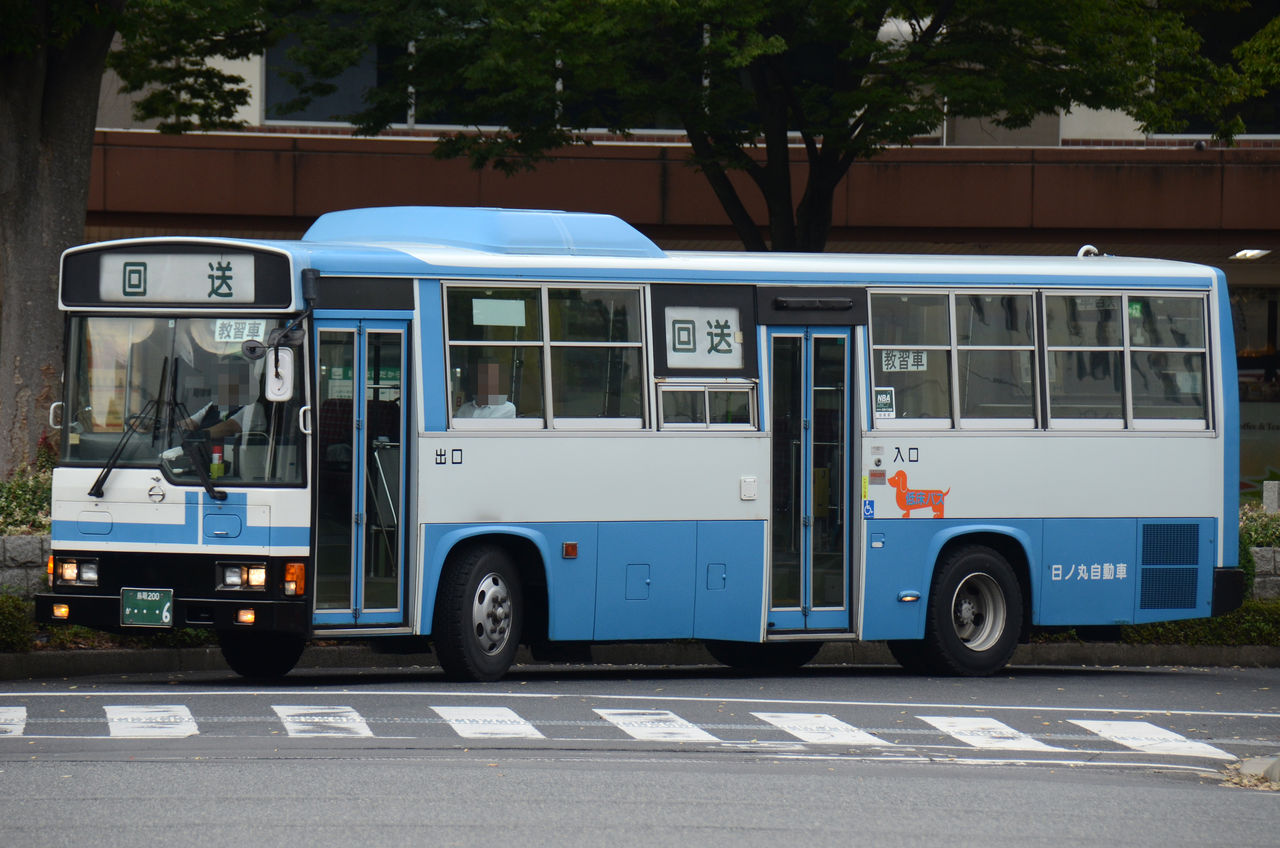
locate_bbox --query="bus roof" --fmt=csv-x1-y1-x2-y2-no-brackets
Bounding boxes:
65,207,1224,307
295,206,1221,287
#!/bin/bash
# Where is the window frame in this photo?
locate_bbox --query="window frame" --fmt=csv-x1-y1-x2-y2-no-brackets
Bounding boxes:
444,281,648,430
952,290,1039,430
657,380,759,431
867,286,1214,433
1123,292,1212,432
1042,291,1128,430
868,290,955,430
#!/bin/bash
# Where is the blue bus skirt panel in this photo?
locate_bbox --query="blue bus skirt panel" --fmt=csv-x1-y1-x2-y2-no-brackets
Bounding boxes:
859,517,1219,641
419,520,768,643
859,520,1041,641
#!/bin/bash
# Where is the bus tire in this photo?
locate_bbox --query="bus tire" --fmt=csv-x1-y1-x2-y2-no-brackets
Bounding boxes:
434,544,523,682
922,545,1022,676
218,631,305,679
705,640,822,671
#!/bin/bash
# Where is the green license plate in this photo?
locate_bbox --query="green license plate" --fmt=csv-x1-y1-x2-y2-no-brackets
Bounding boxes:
121,588,174,627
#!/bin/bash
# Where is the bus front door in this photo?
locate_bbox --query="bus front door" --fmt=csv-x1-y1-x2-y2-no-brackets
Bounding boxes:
313,320,408,627
768,328,853,632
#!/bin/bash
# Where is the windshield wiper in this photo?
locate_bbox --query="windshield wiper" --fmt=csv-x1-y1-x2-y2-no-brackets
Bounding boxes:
88,358,168,498
180,438,227,501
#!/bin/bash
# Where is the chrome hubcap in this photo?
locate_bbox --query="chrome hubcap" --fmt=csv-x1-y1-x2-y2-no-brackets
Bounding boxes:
951,572,1005,653
472,573,512,655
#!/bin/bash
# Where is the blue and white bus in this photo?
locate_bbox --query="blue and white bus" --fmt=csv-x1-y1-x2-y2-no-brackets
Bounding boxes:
37,206,1245,680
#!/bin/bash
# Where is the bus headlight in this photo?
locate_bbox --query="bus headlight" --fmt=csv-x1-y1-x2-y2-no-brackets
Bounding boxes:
55,558,98,586
219,563,267,590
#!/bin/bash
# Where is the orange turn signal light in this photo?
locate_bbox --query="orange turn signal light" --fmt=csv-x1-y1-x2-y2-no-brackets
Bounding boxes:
284,562,306,596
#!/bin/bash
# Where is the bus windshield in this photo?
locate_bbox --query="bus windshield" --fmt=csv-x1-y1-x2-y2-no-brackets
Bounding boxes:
62,315,306,486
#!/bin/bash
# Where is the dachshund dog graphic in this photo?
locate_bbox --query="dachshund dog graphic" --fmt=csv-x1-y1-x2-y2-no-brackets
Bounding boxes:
887,470,949,518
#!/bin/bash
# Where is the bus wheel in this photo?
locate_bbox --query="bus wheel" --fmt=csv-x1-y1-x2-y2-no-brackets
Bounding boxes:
705,640,822,671
923,545,1022,676
434,544,523,682
218,631,305,679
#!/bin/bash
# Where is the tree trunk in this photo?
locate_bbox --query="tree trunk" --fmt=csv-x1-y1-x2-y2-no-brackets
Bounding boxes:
0,14,119,477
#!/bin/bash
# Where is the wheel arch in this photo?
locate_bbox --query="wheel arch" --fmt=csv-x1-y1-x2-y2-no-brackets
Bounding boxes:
927,526,1034,641
424,526,549,642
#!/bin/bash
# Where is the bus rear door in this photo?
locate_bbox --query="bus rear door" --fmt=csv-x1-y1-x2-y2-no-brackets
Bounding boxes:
766,326,854,632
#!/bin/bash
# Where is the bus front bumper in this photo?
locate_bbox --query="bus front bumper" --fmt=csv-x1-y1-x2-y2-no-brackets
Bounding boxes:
34,592,311,634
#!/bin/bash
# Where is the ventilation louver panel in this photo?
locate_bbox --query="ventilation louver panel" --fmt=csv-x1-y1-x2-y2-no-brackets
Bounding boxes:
1139,523,1200,610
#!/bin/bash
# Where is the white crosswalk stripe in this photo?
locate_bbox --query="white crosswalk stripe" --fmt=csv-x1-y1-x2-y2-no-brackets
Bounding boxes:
0,707,26,737
595,708,720,743
918,716,1064,751
0,702,1247,760
1068,719,1234,760
104,705,198,738
752,712,894,746
431,706,545,740
272,705,373,737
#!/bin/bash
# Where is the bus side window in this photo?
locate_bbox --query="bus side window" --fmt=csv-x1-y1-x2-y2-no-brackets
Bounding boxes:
1127,295,1209,427
955,293,1037,427
870,293,952,425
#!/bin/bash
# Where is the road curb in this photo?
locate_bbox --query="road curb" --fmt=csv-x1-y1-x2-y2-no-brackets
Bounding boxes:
1,641,1278,681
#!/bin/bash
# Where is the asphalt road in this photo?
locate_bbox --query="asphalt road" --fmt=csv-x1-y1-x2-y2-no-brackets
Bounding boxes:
1,662,1276,847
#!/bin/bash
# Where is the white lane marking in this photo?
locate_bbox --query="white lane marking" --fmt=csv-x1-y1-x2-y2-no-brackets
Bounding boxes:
918,716,1063,751
431,706,545,740
752,712,894,746
1068,719,1234,760
595,709,720,743
104,705,198,738
7,690,1275,721
272,705,373,737
0,707,27,736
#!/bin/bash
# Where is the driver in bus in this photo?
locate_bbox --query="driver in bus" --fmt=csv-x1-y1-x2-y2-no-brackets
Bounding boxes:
454,360,516,419
181,358,264,438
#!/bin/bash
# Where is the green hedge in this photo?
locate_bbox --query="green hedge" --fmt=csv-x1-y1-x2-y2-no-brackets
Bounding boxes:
0,594,36,652
1239,502,1280,594
1121,599,1280,647
0,463,51,536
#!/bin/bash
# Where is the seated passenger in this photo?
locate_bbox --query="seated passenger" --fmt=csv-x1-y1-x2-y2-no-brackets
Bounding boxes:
454,361,516,419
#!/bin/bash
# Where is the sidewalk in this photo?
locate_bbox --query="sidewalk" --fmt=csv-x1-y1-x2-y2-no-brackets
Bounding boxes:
2,640,1278,681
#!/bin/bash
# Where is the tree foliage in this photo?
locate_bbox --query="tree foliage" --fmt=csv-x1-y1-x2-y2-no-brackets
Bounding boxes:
2,1,1278,478
233,0,1269,251
108,0,288,133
